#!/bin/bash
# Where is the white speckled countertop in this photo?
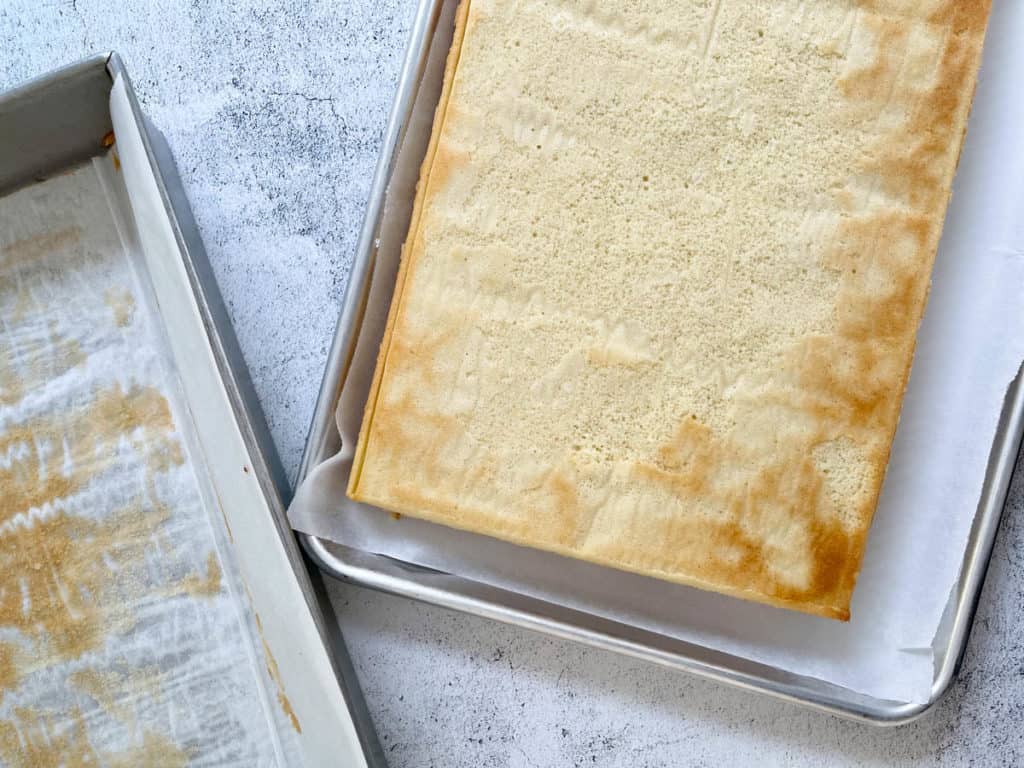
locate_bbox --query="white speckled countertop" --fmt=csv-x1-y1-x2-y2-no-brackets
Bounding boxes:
3,2,1022,765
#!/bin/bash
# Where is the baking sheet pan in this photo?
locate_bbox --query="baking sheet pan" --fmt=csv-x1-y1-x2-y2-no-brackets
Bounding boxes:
0,56,380,765
290,0,1024,723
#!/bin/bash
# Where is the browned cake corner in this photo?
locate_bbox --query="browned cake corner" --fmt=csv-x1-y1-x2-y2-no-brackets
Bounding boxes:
349,0,992,620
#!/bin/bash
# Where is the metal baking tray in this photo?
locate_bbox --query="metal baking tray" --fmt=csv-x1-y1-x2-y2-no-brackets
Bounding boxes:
295,0,1022,725
1,55,383,765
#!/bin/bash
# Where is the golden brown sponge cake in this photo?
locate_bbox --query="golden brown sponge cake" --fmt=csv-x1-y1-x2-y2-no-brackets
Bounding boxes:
349,0,991,620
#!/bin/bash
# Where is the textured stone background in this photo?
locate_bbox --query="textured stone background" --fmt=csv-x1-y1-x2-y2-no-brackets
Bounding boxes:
2,2,1022,765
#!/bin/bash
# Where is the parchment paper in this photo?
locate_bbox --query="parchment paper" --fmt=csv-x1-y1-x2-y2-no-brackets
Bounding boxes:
0,155,286,761
290,0,1024,706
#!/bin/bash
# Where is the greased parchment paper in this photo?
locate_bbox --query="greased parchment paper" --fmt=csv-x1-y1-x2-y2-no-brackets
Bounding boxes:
0,124,291,763
290,0,1024,705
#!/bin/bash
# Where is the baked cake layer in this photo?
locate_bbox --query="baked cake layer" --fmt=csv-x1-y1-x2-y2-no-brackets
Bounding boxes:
350,0,991,620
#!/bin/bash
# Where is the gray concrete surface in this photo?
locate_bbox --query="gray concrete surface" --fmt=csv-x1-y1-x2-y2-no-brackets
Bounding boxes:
2,2,1022,765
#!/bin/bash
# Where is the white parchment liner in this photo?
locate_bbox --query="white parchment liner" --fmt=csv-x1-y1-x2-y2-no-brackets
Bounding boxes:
0,148,285,760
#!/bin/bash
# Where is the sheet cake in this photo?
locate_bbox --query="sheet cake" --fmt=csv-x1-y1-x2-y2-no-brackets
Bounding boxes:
349,0,991,619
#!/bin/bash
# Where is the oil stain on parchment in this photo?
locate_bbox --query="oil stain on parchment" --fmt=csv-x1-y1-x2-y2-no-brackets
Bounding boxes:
69,669,133,722
254,612,303,734
0,323,85,408
105,730,191,768
0,643,18,701
0,707,189,768
0,229,88,406
0,381,193,764
0,354,24,408
0,707,98,768
0,383,178,526
70,666,167,730
0,284,195,762
0,227,82,273
104,286,136,328
178,551,223,599
0,504,169,662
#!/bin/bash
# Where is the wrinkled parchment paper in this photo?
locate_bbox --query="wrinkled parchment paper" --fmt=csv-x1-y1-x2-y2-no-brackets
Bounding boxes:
290,0,1024,706
0,157,287,764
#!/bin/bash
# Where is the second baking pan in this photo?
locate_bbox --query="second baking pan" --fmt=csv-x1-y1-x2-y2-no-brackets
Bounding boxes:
0,55,381,765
